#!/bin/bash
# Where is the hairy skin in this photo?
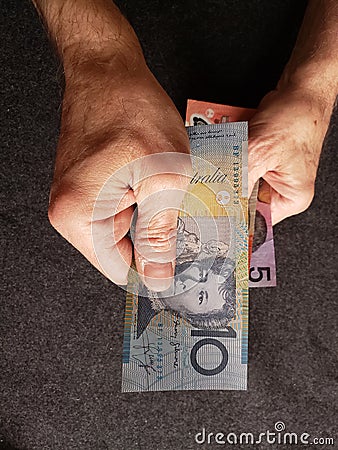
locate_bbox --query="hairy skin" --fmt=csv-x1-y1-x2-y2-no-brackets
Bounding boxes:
33,0,338,288
49,60,192,289
33,0,192,289
248,0,338,224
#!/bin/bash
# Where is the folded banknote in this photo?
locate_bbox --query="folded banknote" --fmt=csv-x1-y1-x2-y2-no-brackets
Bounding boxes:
186,99,276,287
122,122,249,391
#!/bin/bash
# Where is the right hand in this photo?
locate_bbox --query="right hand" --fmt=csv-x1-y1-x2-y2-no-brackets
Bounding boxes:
48,56,191,291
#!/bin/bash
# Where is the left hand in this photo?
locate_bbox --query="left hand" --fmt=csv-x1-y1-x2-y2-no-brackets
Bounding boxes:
248,86,333,225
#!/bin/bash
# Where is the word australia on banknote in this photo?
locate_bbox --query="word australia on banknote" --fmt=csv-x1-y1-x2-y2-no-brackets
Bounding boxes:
121,122,249,391
186,99,276,287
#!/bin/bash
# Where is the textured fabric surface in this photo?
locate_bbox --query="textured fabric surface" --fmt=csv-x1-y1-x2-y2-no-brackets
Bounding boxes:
1,1,337,449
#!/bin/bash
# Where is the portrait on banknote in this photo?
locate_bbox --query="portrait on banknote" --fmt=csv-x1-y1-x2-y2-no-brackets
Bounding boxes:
136,218,236,338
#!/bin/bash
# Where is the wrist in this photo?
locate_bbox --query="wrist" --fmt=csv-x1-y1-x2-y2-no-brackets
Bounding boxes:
278,61,337,117
35,0,146,81
63,40,146,82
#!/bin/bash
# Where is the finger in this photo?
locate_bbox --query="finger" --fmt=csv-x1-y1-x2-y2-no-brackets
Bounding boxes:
90,205,135,284
269,189,313,226
248,142,269,197
87,167,136,284
127,152,192,292
133,174,190,292
53,170,135,284
269,189,291,225
48,191,134,284
134,181,187,292
263,169,315,225
258,178,271,203
92,237,133,285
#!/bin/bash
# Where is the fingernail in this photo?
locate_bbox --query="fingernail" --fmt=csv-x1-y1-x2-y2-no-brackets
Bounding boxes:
143,261,174,292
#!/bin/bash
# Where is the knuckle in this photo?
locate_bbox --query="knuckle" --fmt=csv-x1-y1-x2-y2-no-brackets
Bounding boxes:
47,185,86,237
147,221,177,248
48,199,65,232
136,220,178,260
301,193,314,211
147,228,176,248
249,142,273,170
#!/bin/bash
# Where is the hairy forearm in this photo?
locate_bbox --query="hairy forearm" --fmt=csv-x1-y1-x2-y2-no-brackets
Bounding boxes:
32,0,145,75
279,0,338,109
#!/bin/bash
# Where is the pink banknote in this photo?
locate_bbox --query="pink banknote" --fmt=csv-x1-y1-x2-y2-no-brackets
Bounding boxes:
250,197,276,286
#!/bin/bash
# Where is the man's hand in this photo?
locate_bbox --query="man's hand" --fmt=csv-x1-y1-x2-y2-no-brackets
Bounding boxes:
248,87,332,225
248,0,337,225
49,59,191,290
34,0,191,290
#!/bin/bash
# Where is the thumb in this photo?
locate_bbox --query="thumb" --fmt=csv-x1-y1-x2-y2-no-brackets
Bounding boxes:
133,173,189,292
248,158,267,198
248,127,271,197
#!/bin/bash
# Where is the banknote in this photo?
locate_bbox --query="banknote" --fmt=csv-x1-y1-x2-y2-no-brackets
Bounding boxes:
122,122,249,391
250,195,277,287
185,100,258,264
186,99,276,287
185,100,256,126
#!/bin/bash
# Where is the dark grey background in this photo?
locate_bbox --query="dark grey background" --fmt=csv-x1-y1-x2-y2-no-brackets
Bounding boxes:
1,1,337,449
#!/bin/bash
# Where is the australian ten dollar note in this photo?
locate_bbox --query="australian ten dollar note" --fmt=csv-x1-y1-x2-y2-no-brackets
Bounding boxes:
121,122,249,391
186,99,276,287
